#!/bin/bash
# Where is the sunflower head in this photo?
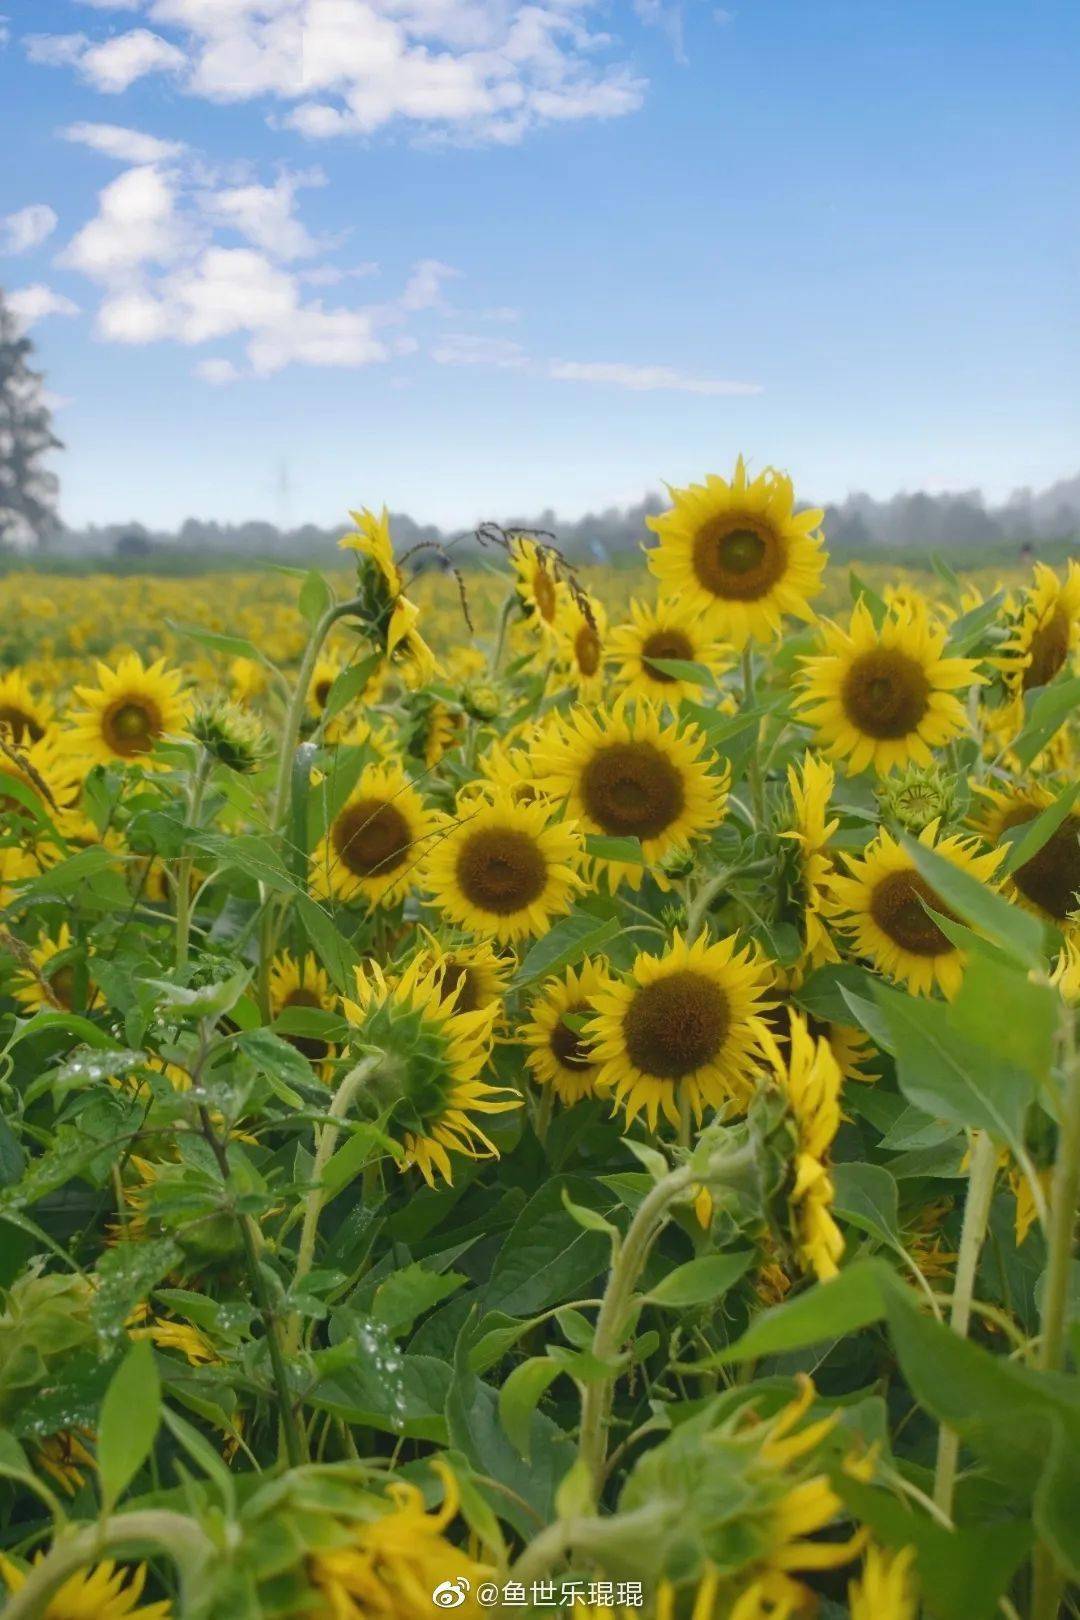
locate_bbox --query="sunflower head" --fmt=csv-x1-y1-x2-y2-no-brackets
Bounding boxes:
522,957,610,1106
0,668,52,746
339,506,439,687
69,654,187,769
414,932,514,1018
971,779,1080,925
1003,561,1080,695
879,761,961,835
191,694,271,774
646,458,826,647
609,596,732,705
0,1556,172,1620
310,759,432,908
268,951,337,1067
342,956,515,1184
509,534,567,633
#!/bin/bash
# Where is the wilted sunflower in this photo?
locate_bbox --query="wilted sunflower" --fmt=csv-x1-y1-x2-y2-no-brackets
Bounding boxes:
0,1556,171,1620
780,751,840,968
310,760,432,907
767,1011,844,1282
830,821,1003,997
509,533,567,637
1003,560,1080,694
342,956,515,1185
268,950,338,1069
971,780,1080,927
424,787,584,944
795,600,980,776
557,594,607,699
587,931,771,1129
309,1462,491,1620
522,957,609,1105
0,667,53,745
533,702,728,891
646,458,826,646
608,597,731,705
68,655,187,768
339,506,438,687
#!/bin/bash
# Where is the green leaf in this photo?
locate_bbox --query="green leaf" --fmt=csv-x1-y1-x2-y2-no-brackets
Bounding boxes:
560,1187,618,1236
322,654,384,721
320,1123,401,1196
143,968,252,1019
97,1339,161,1508
1012,675,1080,769
485,1178,611,1317
1001,779,1080,876
875,981,1034,1153
191,832,299,895
297,895,361,994
513,910,620,989
794,963,882,1027
641,657,714,686
235,1028,322,1096
711,1259,892,1365
900,830,1044,969
951,951,1057,1083
943,588,1005,656
167,620,277,673
498,1356,562,1460
849,569,888,626
584,835,644,865
643,1251,752,1309
8,1009,114,1052
371,1265,468,1336
299,570,333,627
831,1162,901,1249
91,1237,183,1351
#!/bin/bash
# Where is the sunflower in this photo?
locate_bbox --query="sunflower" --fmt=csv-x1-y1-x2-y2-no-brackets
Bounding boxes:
557,594,608,699
12,923,90,1015
68,655,187,768
33,1429,96,1496
0,731,83,821
795,600,981,777
533,702,728,891
342,956,516,1185
268,950,338,1069
587,931,771,1129
509,533,567,637
1003,560,1080,694
768,1011,844,1282
424,787,584,945
522,957,609,1105
780,751,840,968
0,667,53,745
608,597,732,706
309,1462,491,1619
762,966,874,1084
310,760,433,908
414,932,514,1017
646,458,826,647
0,1556,171,1620
339,506,438,687
971,780,1080,927
849,1545,918,1620
830,821,1004,998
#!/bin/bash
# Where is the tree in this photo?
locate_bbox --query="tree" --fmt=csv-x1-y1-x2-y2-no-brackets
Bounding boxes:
0,288,63,548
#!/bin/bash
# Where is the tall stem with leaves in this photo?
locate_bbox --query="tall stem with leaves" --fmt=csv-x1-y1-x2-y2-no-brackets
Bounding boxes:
175,749,211,970
741,645,765,826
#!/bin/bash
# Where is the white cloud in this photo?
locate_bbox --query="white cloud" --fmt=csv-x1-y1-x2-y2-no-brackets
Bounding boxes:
27,1,647,145
547,360,763,395
7,285,81,326
431,333,525,368
198,170,325,260
247,305,387,374
166,247,298,342
61,165,190,280
298,260,379,285
1,204,59,255
61,121,187,163
194,357,240,385
27,27,184,91
399,258,457,311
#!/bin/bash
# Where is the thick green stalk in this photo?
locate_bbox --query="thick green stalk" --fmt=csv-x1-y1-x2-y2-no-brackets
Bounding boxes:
933,1128,997,1515
0,1511,213,1620
741,645,764,825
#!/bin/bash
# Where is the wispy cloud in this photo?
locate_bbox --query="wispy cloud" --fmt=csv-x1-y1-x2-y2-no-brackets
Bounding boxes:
1,204,59,255
61,121,187,164
547,360,762,395
8,284,81,326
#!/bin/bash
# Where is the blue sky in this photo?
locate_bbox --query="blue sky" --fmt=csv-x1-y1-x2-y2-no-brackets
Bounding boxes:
1,0,1077,530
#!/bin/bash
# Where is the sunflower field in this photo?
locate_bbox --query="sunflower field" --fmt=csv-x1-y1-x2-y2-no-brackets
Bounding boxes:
1,461,1080,1620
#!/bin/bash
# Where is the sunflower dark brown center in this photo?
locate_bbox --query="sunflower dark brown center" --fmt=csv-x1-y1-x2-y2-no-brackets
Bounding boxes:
1010,812,1080,920
532,566,557,623
580,741,685,840
440,961,480,1014
104,698,161,757
641,629,694,682
840,649,931,740
691,517,786,602
763,998,830,1065
455,826,548,915
574,624,602,677
1024,605,1070,691
549,1000,595,1070
869,870,956,956
313,679,332,708
48,965,76,1010
333,798,412,878
0,707,44,745
622,969,730,1080
282,988,328,1062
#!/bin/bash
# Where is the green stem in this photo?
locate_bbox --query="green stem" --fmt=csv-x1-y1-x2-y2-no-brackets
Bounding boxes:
286,1055,383,1355
0,1510,214,1620
933,1128,997,1516
1032,1001,1080,1620
490,590,519,675
175,750,211,970
741,645,765,826
685,868,729,944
